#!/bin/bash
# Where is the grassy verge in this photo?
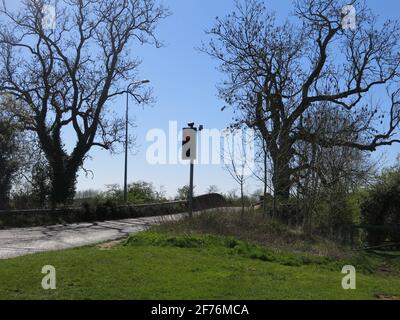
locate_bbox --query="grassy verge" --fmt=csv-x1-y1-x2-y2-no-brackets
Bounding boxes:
154,209,348,257
0,230,399,300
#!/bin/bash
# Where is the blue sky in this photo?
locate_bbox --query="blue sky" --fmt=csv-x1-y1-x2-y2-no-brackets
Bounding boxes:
78,0,246,197
7,0,400,197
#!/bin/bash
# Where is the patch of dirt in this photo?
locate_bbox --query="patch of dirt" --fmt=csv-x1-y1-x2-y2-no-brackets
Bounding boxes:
97,238,125,250
374,253,400,277
377,265,399,276
375,294,400,300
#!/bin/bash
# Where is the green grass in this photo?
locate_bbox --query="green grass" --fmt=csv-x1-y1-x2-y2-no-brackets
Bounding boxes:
0,231,399,300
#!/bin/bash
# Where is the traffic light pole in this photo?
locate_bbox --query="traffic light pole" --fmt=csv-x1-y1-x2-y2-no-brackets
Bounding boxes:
183,122,203,218
189,160,194,218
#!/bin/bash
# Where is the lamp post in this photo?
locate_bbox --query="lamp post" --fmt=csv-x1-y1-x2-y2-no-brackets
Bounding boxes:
124,80,150,204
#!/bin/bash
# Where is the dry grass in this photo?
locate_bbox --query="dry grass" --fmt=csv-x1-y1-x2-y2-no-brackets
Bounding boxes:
96,239,125,250
375,294,400,300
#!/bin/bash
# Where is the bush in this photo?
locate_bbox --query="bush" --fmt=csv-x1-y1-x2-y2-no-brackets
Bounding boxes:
127,181,166,204
76,181,167,205
361,165,400,246
222,190,257,207
304,190,361,243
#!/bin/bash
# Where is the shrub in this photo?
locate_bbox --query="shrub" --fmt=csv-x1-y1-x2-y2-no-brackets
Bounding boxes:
127,181,166,204
361,165,400,246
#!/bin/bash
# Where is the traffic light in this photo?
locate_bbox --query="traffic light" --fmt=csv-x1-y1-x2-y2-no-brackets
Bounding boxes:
182,127,197,161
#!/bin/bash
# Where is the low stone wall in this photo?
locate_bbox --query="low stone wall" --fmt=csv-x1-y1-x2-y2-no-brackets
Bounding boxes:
192,193,227,211
0,193,227,229
0,201,187,229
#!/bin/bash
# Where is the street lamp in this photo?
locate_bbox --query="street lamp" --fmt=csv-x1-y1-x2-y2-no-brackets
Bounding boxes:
124,80,150,204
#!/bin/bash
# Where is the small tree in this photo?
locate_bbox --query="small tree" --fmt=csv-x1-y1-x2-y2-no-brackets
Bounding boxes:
127,181,164,204
222,129,252,215
361,164,400,245
294,104,375,235
175,185,194,201
104,184,123,202
206,185,219,194
250,133,274,217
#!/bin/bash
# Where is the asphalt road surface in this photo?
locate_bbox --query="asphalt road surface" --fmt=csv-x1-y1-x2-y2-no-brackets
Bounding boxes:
0,213,185,259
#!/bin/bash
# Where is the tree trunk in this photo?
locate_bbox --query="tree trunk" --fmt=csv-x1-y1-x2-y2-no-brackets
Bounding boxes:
271,151,292,222
0,170,12,210
50,162,77,207
272,156,291,200
38,126,86,207
262,141,268,218
240,182,245,216
263,182,267,218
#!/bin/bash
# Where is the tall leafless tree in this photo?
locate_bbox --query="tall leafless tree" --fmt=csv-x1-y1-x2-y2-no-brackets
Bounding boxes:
203,0,400,213
222,129,252,215
249,132,274,217
0,0,169,205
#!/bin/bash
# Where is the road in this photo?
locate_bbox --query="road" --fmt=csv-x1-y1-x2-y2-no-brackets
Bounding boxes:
0,213,185,259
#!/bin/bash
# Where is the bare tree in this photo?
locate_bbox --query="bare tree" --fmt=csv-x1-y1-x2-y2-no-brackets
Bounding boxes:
206,185,219,194
203,0,400,212
294,103,376,234
249,132,274,217
0,0,169,205
222,129,252,215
